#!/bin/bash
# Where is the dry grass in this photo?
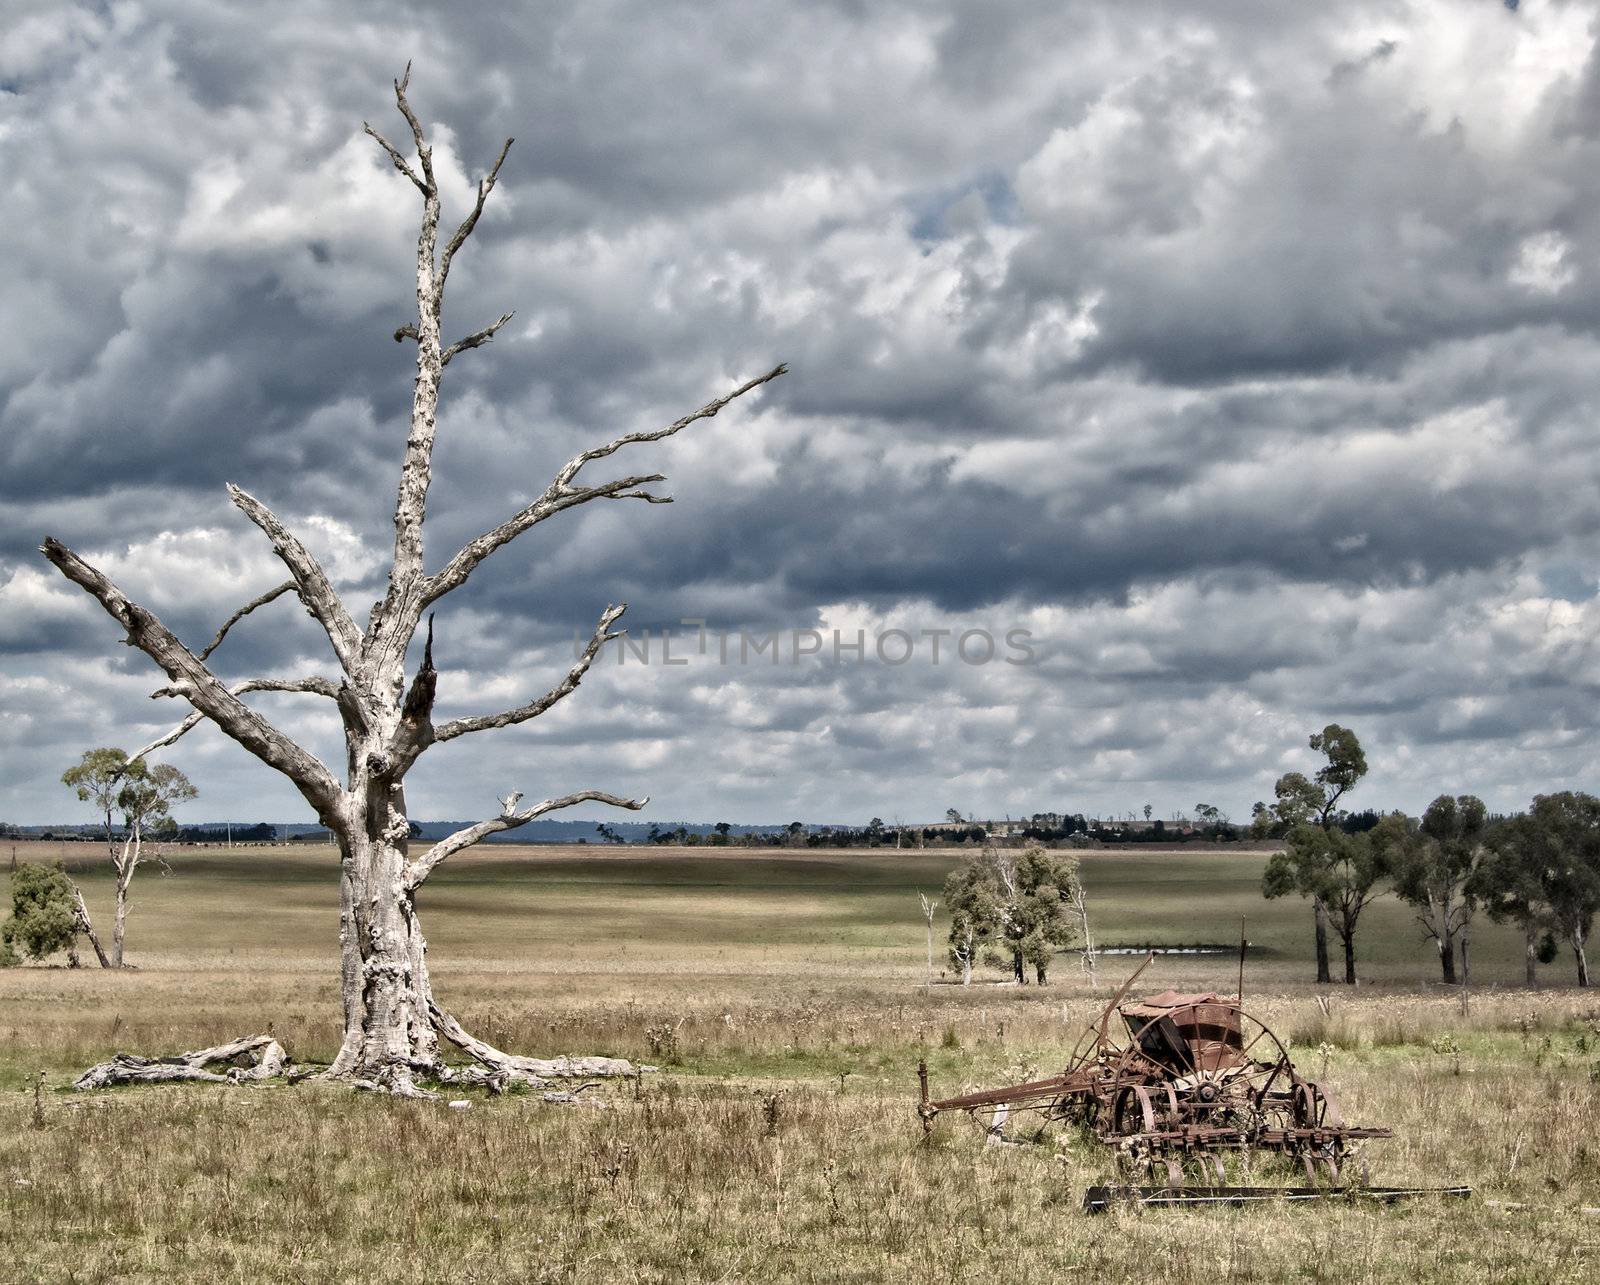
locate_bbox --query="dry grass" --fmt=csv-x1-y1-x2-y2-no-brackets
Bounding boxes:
0,842,1597,1282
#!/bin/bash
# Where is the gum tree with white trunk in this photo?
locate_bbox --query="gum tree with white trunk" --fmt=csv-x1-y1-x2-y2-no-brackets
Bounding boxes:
44,67,785,1096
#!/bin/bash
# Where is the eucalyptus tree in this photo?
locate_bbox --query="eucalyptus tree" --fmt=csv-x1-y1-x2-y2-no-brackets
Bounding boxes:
1475,813,1551,986
43,68,784,1094
63,749,196,967
1507,792,1600,986
1385,794,1486,985
943,844,1084,985
1261,723,1368,983
1264,823,1389,985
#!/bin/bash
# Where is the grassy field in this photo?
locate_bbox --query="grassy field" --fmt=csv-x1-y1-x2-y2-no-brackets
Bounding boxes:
0,841,1596,1282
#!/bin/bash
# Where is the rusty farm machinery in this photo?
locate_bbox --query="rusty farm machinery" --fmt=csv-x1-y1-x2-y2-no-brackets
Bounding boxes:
916,955,1470,1212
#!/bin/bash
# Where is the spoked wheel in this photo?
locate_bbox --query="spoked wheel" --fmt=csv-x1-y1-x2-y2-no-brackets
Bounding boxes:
1109,1003,1298,1143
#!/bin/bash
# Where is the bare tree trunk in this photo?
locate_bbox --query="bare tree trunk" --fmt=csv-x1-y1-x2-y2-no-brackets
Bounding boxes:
1524,918,1538,987
1313,898,1332,985
111,828,138,968
334,792,438,1093
1574,927,1591,988
65,877,110,969
327,863,364,1077
1437,934,1456,985
1341,930,1356,986
1071,885,1097,987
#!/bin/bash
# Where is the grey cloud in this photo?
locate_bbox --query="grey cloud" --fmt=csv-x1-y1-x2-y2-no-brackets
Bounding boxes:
5,0,1600,827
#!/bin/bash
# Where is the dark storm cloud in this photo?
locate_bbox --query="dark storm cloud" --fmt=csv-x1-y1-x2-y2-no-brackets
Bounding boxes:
4,0,1599,827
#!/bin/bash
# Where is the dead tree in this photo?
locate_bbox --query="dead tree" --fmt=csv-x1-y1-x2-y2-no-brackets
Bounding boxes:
46,66,784,1097
918,892,938,988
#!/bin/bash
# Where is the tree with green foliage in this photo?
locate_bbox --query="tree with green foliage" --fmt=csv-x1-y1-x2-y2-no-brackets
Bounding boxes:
2,864,84,967
1265,819,1389,985
943,844,1084,985
1261,723,1368,983
943,852,999,985
1475,812,1552,987
1385,794,1487,985
1496,792,1600,986
63,748,196,967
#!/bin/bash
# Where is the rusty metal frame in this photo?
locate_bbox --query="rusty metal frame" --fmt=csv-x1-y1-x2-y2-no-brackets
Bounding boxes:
914,955,1453,1205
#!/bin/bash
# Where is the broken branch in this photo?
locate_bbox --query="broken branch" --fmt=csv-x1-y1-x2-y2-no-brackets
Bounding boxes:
75,1035,288,1090
442,312,514,365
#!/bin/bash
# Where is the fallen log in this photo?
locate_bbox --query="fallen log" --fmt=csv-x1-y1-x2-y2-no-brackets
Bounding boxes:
75,1034,288,1090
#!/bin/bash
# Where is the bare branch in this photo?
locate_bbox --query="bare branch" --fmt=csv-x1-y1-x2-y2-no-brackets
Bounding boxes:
66,876,111,968
437,137,514,296
198,580,295,661
423,365,786,606
362,122,427,193
40,538,342,818
405,788,647,890
435,604,625,742
227,485,363,675
136,677,341,761
555,364,787,489
150,675,342,702
441,312,514,366
391,61,435,194
393,322,420,343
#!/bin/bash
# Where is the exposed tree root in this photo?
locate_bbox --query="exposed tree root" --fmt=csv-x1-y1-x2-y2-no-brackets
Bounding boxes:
75,1034,288,1090
429,1002,641,1081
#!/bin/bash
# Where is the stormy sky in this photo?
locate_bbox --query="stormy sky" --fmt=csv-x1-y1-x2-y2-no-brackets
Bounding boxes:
3,0,1598,828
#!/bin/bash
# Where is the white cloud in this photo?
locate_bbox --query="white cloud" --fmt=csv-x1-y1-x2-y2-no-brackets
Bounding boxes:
1510,230,1577,294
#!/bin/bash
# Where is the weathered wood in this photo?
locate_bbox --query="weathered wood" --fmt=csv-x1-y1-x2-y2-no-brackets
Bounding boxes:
432,604,626,744
198,580,295,660
45,67,785,1096
65,876,111,969
75,1035,288,1090
406,788,647,890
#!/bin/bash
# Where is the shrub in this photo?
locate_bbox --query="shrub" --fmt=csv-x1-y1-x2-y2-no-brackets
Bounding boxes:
2,863,81,964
